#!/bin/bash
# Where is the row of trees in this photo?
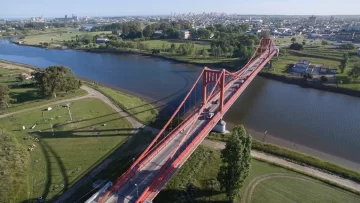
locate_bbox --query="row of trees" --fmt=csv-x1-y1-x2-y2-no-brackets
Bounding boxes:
210,34,258,60
91,21,251,41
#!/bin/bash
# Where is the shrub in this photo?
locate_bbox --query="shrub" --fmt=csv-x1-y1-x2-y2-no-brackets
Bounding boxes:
289,43,304,50
320,76,328,83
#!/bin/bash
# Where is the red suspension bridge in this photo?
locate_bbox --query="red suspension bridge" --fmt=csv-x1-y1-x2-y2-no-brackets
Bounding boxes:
88,38,278,203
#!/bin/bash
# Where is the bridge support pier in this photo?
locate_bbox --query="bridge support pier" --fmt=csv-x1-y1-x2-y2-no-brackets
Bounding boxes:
212,120,229,134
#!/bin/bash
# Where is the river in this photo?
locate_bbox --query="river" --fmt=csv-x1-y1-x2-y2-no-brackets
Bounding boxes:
0,39,359,170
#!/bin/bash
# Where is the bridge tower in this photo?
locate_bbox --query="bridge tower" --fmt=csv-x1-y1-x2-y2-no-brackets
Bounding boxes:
203,68,226,113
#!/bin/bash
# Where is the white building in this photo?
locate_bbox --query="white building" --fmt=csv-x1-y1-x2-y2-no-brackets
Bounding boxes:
180,30,190,39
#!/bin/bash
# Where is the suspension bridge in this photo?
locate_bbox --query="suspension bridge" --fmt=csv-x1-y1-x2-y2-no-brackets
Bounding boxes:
87,38,278,203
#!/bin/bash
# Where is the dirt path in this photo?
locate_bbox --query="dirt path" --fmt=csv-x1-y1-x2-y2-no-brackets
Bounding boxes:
201,139,360,192
0,60,35,72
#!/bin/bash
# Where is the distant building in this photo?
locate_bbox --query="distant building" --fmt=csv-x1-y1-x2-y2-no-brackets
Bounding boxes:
180,30,190,39
309,15,317,24
251,19,263,27
292,60,312,73
96,38,109,43
152,30,163,39
20,73,33,80
330,16,335,22
54,14,78,22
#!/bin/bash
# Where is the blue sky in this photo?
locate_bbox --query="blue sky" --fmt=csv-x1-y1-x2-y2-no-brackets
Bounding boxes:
1,0,359,18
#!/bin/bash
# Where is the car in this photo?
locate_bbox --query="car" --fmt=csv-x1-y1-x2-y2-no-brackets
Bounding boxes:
207,112,214,119
212,100,219,104
203,107,210,112
240,79,245,84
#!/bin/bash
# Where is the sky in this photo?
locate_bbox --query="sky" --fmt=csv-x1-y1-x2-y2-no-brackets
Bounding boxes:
1,0,359,18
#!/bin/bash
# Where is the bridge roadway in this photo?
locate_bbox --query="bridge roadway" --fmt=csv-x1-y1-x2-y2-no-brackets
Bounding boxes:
102,57,265,203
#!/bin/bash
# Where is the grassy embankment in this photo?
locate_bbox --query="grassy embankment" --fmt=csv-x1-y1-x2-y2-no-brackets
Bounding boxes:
208,133,360,184
84,82,158,125
0,27,72,39
0,98,135,202
16,31,112,49
0,61,158,202
0,62,87,114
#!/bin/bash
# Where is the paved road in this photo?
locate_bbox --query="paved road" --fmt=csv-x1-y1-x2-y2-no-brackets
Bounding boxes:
202,139,360,192
99,57,265,203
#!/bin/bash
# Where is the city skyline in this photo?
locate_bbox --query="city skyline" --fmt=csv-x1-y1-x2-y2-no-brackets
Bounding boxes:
1,0,360,18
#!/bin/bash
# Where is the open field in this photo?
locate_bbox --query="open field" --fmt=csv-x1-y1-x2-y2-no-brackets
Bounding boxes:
154,146,360,203
0,66,87,114
19,31,111,47
84,82,158,125
0,28,72,39
144,39,211,50
0,98,133,202
251,176,360,203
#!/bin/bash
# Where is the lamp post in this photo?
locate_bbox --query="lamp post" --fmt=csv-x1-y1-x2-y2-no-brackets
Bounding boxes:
135,183,139,197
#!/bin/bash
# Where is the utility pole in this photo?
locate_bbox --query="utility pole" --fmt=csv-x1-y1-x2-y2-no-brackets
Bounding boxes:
66,103,72,121
262,130,267,142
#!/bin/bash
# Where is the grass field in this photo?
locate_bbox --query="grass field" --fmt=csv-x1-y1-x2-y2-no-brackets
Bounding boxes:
19,31,111,47
85,82,158,125
144,39,211,50
154,146,360,203
251,177,360,203
0,98,133,202
0,66,87,114
0,130,29,203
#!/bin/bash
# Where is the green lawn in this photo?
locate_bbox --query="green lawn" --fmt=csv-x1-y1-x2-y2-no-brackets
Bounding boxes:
144,39,211,50
85,82,158,125
0,130,29,203
273,36,304,45
251,177,360,203
19,31,111,47
0,65,87,114
154,146,360,203
0,98,133,202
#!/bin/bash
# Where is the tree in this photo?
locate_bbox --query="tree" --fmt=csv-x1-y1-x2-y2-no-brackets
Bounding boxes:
291,37,296,44
320,76,328,83
18,74,26,83
348,63,360,79
217,125,252,202
321,40,329,46
339,53,349,73
289,43,304,50
170,43,176,54
0,84,11,109
258,30,270,39
198,28,211,39
33,66,81,98
342,43,355,49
